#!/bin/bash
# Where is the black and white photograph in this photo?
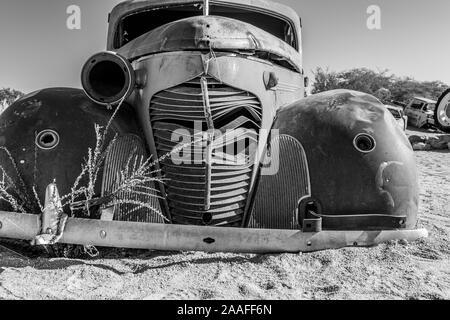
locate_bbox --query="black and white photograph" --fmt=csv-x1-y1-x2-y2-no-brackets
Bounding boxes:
0,0,449,305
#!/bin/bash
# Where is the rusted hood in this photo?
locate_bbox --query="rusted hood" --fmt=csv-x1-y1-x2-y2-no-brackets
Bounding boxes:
116,15,302,72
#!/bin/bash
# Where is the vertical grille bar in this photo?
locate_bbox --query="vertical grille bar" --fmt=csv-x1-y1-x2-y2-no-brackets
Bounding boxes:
201,77,214,210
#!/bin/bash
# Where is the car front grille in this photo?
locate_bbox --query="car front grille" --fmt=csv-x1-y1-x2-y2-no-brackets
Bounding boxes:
149,76,262,226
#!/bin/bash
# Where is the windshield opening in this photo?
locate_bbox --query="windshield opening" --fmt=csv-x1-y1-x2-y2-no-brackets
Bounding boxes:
115,4,202,48
114,4,297,49
388,108,401,119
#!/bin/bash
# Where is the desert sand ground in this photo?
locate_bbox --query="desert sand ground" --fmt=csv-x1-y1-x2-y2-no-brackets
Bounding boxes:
0,128,449,300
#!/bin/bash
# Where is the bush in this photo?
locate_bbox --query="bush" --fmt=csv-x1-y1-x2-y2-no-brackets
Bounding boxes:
311,67,448,105
0,88,24,112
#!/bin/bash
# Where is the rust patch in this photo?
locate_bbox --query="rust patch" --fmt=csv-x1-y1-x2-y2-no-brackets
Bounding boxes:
16,99,42,118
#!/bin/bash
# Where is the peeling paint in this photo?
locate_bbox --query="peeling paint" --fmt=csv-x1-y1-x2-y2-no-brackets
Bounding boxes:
16,99,42,119
375,161,404,210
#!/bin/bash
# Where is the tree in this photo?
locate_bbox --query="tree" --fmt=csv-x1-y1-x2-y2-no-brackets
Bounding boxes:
0,88,24,112
374,88,392,103
311,67,448,105
310,67,341,94
389,79,447,104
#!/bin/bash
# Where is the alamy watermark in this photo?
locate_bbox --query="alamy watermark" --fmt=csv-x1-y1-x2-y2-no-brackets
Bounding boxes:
367,5,381,30
169,122,280,176
66,5,81,30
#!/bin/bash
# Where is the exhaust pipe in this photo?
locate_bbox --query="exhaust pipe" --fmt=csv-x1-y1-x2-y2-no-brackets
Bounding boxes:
81,51,135,105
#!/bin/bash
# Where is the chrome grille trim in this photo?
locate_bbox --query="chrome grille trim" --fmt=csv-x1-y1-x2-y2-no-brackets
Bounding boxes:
149,76,261,226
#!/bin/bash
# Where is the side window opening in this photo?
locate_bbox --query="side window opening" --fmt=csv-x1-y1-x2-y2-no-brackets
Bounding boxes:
284,24,295,46
410,101,424,110
388,109,401,119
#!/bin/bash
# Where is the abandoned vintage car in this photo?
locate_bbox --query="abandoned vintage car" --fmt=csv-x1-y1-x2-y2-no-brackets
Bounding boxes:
404,97,437,129
0,0,427,253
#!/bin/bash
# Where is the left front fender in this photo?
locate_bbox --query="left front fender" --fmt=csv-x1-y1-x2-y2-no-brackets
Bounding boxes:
0,87,142,212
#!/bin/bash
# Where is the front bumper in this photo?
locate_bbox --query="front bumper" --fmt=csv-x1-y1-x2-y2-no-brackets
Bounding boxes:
0,210,428,253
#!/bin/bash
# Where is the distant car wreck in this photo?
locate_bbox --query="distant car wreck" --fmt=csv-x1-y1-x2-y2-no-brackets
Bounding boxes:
0,0,427,254
386,105,407,131
404,97,437,129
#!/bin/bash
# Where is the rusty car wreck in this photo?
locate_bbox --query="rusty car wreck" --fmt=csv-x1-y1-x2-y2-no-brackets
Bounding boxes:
0,0,427,254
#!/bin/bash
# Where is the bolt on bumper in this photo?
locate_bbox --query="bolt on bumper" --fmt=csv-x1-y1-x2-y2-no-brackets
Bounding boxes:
0,210,428,253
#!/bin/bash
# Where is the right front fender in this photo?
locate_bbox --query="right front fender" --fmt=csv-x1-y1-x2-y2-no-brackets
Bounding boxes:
272,89,419,230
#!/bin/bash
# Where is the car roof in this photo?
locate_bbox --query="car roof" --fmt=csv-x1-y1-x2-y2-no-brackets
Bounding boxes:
413,97,437,104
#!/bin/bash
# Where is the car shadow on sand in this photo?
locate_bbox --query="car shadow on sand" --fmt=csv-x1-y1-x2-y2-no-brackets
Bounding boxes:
0,241,272,276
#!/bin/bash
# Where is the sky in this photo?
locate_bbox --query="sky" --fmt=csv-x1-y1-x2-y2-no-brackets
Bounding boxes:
0,0,449,93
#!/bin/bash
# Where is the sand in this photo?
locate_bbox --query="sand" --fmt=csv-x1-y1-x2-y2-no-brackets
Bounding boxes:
0,128,449,300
